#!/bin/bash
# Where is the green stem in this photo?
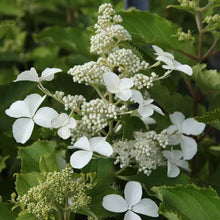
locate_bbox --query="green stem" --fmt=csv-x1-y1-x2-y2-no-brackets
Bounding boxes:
55,204,64,220
195,11,204,61
91,84,107,102
108,93,114,143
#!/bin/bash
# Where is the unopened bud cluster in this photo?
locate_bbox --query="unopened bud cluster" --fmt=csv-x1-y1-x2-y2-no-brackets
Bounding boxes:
18,166,91,219
177,0,197,8
106,49,149,76
62,94,86,111
90,3,131,55
177,29,194,41
68,60,110,84
80,99,120,133
113,131,169,175
132,72,158,89
203,14,220,31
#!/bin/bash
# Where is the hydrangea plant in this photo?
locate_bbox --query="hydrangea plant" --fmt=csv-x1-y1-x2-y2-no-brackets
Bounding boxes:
1,1,220,220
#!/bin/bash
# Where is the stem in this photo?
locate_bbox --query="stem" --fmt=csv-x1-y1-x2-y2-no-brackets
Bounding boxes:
91,84,107,102
180,51,200,61
203,38,217,60
115,166,127,175
195,11,204,61
116,175,130,181
55,204,64,220
107,93,114,143
197,126,213,142
193,86,199,116
185,80,194,98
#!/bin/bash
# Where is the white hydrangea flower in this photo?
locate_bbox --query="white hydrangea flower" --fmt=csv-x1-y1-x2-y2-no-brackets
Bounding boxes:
131,90,164,118
103,72,134,101
69,136,113,169
51,113,77,140
167,112,205,160
162,149,190,178
152,45,193,76
5,94,58,144
13,67,62,82
102,181,159,219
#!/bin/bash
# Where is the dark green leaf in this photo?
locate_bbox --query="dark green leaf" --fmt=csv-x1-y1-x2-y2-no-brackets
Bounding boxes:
153,184,220,220
121,115,146,140
122,167,192,189
196,108,220,130
150,82,193,116
120,10,194,54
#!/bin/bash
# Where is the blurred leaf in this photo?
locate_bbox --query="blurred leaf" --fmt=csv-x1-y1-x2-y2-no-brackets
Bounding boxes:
0,21,16,40
210,146,220,151
192,64,220,93
0,203,16,220
0,0,23,17
16,213,37,220
153,184,220,220
15,172,40,196
34,26,90,54
18,140,56,173
120,10,194,54
167,5,196,15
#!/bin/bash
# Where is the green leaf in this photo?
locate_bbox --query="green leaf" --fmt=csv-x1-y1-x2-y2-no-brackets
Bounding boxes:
0,0,23,17
150,83,193,116
0,155,9,172
0,21,16,40
196,108,220,130
167,5,197,15
18,140,56,173
15,172,40,196
120,10,194,54
39,151,59,172
16,213,37,220
82,158,113,185
122,167,192,189
152,184,220,220
121,115,146,140
88,183,118,218
192,64,220,93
